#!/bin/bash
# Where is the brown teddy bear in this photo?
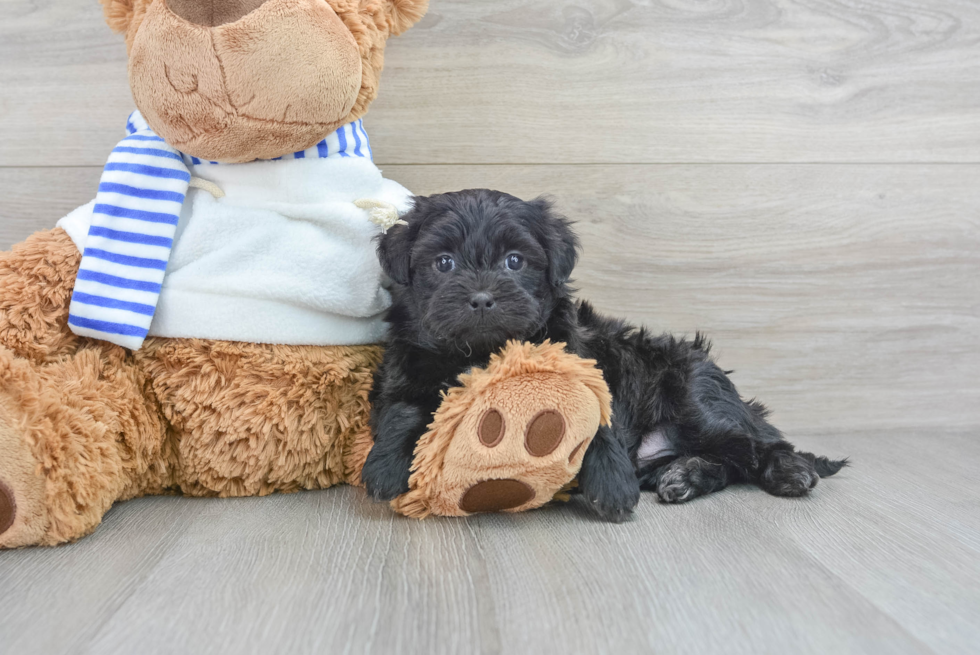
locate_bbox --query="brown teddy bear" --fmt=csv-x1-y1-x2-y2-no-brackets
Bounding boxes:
0,0,611,548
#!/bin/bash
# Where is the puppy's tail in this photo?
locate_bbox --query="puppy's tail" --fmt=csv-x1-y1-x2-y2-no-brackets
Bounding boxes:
798,451,849,478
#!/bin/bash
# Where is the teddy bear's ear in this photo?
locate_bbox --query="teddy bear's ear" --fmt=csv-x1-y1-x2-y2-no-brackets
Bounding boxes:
99,0,137,33
385,0,429,36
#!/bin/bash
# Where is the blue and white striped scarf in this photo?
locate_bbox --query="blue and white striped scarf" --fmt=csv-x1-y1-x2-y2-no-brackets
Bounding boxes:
68,112,374,350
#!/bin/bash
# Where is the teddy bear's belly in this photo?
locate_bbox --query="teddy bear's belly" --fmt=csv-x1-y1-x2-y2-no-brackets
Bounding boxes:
135,338,383,496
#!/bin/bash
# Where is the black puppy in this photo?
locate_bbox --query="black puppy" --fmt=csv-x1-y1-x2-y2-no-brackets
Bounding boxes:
362,189,846,521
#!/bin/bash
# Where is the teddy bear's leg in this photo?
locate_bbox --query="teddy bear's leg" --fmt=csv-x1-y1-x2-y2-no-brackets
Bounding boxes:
0,344,168,548
0,229,169,547
0,228,84,364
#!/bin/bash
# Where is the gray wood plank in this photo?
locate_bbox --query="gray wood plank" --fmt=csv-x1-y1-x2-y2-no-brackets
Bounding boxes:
3,0,980,166
0,498,201,654
0,167,101,248
4,431,979,655
772,432,980,654
3,164,977,432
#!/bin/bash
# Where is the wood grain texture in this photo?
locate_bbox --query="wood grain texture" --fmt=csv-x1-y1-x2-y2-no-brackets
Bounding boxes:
0,431,977,655
2,0,979,652
3,164,977,432
3,0,980,165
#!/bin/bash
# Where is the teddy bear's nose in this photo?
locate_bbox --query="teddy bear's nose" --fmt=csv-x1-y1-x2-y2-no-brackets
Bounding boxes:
166,0,270,27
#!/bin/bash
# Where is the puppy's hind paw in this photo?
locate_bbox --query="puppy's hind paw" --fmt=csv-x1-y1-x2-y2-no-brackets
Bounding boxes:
655,457,728,504
760,450,819,497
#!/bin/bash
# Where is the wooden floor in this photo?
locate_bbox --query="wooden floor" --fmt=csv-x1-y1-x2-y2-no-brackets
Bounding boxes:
1,1,979,653
0,432,978,655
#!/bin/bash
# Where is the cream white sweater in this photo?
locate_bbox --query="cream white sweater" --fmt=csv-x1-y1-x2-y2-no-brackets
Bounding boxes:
58,118,412,347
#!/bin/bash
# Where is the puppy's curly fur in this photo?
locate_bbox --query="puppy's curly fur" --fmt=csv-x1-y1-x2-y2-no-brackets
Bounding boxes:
363,189,847,521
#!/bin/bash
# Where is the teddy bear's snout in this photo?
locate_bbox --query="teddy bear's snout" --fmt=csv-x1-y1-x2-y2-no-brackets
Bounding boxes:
166,0,270,27
130,0,364,162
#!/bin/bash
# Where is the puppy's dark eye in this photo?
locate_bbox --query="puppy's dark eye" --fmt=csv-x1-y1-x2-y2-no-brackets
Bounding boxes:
435,255,455,273
505,253,525,271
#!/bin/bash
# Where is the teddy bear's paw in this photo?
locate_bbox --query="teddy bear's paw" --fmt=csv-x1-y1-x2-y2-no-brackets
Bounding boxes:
450,407,578,514
387,342,613,519
0,403,48,549
391,342,613,520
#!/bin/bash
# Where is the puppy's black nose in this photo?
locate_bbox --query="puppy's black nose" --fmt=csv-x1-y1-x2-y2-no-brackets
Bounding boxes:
469,292,496,311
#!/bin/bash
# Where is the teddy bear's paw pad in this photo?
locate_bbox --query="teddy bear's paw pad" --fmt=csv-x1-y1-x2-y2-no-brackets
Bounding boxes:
0,410,50,548
0,480,15,537
459,479,535,513
525,410,565,457
479,409,506,448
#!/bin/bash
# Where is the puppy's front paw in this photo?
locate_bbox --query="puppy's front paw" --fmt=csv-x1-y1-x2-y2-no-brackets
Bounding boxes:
582,474,641,523
578,432,640,522
361,450,413,502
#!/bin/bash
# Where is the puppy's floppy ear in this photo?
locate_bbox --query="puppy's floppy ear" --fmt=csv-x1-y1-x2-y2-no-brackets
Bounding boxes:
526,198,580,287
377,196,425,286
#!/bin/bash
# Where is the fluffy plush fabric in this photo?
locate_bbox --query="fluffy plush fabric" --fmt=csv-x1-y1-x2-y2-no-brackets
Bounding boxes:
101,0,429,162
58,113,413,347
0,229,383,548
390,341,612,519
134,339,381,498
0,229,85,364
0,231,603,546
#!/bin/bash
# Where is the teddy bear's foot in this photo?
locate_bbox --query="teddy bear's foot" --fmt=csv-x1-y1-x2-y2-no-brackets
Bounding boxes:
0,399,49,549
0,343,169,548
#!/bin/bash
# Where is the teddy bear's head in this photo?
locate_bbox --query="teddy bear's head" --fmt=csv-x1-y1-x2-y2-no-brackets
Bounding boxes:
99,0,427,162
